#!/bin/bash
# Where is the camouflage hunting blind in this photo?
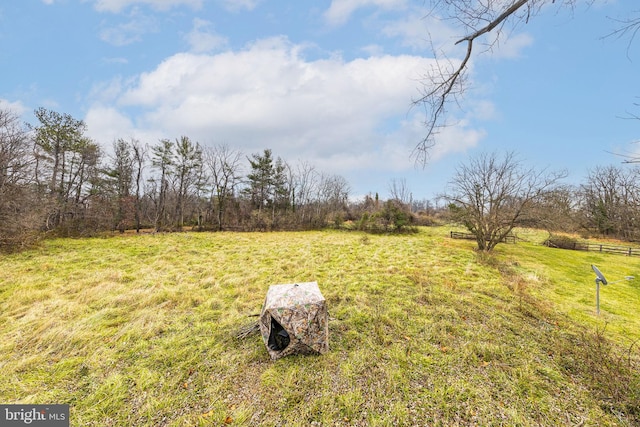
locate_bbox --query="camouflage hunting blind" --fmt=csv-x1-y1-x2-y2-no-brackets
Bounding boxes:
259,282,329,360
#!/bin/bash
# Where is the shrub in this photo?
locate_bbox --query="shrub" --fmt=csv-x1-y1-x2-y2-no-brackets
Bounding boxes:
355,200,418,234
543,234,579,250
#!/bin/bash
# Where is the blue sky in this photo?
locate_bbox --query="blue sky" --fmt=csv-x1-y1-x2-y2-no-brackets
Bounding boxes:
1,0,638,200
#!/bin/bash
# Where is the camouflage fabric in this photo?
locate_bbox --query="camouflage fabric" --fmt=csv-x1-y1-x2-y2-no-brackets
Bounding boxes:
259,282,329,360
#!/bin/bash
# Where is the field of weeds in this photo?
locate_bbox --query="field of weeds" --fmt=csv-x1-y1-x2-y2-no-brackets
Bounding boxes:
0,227,639,426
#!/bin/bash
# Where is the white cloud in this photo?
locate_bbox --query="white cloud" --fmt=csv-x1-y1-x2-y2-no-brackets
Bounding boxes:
86,37,484,176
380,8,532,60
486,32,534,59
93,0,202,13
85,105,165,145
88,76,128,104
92,0,258,13
361,44,385,56
184,18,228,53
398,110,484,164
428,121,485,162
219,0,261,12
382,13,460,53
0,99,28,116
99,11,158,46
85,106,134,142
324,0,406,26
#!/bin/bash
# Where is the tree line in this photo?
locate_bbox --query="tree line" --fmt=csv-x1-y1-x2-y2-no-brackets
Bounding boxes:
0,107,360,250
2,107,640,253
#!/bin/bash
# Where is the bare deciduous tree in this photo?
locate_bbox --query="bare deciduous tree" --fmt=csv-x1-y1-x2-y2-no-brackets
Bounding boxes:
150,139,174,231
0,108,42,250
0,109,32,194
131,139,147,232
292,160,319,226
527,184,580,233
316,173,350,225
580,165,640,239
203,144,243,231
388,178,412,206
443,151,566,251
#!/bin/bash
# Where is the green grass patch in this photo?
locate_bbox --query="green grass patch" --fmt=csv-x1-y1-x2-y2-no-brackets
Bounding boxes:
0,228,639,425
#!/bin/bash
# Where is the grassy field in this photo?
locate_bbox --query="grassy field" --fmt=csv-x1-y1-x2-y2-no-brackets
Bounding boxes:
0,227,639,426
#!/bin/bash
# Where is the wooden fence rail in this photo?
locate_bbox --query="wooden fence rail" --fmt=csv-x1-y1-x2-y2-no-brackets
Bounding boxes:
449,231,516,244
572,243,640,257
450,231,640,257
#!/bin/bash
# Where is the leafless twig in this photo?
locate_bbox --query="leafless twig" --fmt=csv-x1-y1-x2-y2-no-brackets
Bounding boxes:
413,0,531,165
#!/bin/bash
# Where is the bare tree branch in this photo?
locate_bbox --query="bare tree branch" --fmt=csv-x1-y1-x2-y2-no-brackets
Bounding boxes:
604,11,640,58
413,0,532,165
455,0,531,45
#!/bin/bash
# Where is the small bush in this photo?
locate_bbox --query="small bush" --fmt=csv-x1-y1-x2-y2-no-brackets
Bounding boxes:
414,212,441,226
543,234,579,250
354,201,418,234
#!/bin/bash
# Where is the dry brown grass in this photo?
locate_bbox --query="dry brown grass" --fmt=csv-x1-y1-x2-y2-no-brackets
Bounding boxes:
0,228,638,425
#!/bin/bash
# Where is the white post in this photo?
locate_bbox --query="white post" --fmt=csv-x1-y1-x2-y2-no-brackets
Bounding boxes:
596,278,600,315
